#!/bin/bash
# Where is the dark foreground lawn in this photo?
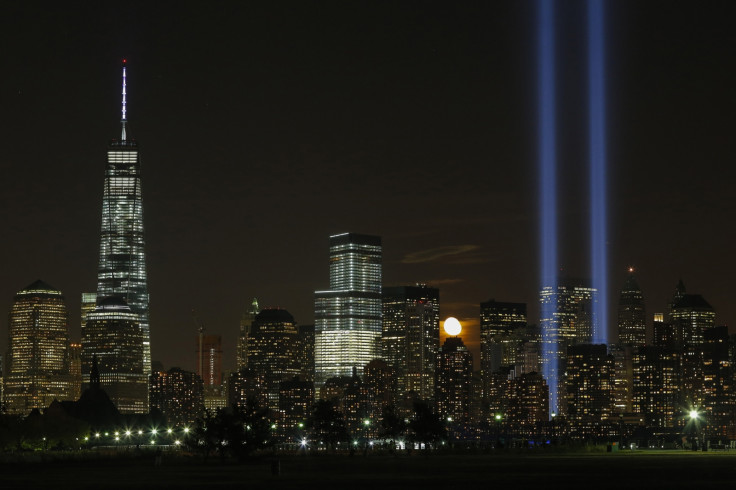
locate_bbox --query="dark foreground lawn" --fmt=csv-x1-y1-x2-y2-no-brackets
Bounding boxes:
1,450,735,489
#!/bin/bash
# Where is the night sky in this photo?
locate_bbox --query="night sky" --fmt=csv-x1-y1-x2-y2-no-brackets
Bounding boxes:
2,1,735,372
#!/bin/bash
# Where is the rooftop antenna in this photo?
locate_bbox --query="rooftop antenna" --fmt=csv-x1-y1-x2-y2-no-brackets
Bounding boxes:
121,58,127,141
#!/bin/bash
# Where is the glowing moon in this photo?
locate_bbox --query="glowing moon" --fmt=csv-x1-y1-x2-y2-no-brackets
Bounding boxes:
444,317,461,336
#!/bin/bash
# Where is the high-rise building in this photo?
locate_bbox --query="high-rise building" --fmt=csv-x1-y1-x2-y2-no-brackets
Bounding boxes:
246,308,301,410
315,233,382,392
540,278,598,415
81,297,147,413
150,367,204,427
672,293,715,409
632,345,682,429
480,300,527,372
228,367,268,410
80,292,96,332
382,285,439,401
702,326,734,438
298,324,315,382
503,372,549,437
237,297,259,371
4,280,74,414
196,334,222,387
95,60,151,374
565,344,614,437
436,337,473,428
68,342,82,400
617,270,646,346
278,376,315,437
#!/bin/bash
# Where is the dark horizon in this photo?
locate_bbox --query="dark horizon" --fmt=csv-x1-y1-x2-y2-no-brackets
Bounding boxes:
2,1,735,373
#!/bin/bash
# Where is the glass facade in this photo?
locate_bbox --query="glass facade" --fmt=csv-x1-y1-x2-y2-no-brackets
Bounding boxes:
315,233,382,392
82,297,148,413
5,280,74,414
382,285,439,401
96,63,151,375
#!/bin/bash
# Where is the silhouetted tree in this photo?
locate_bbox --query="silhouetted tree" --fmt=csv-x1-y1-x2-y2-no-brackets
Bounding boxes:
408,400,445,449
380,404,407,444
309,399,348,451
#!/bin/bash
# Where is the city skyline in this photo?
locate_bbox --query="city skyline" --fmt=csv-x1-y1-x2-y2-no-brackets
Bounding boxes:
2,1,736,372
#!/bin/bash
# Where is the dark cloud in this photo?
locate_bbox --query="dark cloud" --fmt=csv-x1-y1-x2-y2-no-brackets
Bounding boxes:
402,245,481,264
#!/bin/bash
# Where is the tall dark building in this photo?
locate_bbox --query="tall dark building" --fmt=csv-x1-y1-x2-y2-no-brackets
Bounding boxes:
298,324,315,382
702,326,734,438
565,344,614,436
617,270,646,346
315,233,382,392
632,345,682,429
246,308,301,410
237,297,259,371
150,367,204,427
436,337,473,429
95,60,151,374
382,285,439,401
480,300,527,373
672,293,715,409
5,280,74,414
540,278,598,416
82,297,148,413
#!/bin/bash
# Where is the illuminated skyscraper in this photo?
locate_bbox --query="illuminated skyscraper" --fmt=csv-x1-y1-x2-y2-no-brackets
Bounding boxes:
382,285,439,401
565,344,614,437
4,280,74,414
247,308,302,410
480,299,527,377
617,270,646,346
237,297,259,371
82,297,147,413
540,278,598,415
96,60,151,374
315,233,382,392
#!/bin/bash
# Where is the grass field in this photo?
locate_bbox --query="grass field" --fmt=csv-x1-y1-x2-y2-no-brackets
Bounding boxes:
1,450,735,489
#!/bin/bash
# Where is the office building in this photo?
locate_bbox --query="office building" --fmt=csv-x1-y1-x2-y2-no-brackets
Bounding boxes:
299,324,315,382
246,308,301,410
480,300,527,372
95,60,151,374
382,285,439,401
4,280,74,414
565,344,614,437
540,278,598,415
436,337,473,428
237,297,259,371
617,270,646,346
315,233,382,392
82,297,148,413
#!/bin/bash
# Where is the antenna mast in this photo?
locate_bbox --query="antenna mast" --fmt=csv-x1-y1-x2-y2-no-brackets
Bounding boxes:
121,59,127,141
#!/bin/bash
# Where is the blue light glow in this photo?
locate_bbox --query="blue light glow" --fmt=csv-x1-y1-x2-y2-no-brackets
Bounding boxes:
538,0,558,417
588,0,608,344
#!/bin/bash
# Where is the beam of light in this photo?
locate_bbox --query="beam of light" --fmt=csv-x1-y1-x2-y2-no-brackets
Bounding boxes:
588,0,608,345
538,0,558,418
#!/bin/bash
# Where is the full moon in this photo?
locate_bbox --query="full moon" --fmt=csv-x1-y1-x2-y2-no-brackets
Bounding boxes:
444,317,461,336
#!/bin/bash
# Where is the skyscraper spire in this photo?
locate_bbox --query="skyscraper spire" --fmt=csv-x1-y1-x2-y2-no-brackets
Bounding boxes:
121,59,127,141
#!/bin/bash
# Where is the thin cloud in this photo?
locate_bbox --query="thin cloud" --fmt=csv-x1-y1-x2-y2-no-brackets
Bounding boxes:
402,245,480,264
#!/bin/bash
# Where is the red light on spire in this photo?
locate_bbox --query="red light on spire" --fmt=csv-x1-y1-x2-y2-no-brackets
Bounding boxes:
122,58,127,64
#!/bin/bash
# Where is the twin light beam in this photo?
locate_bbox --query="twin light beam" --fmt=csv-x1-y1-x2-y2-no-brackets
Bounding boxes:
539,0,608,416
